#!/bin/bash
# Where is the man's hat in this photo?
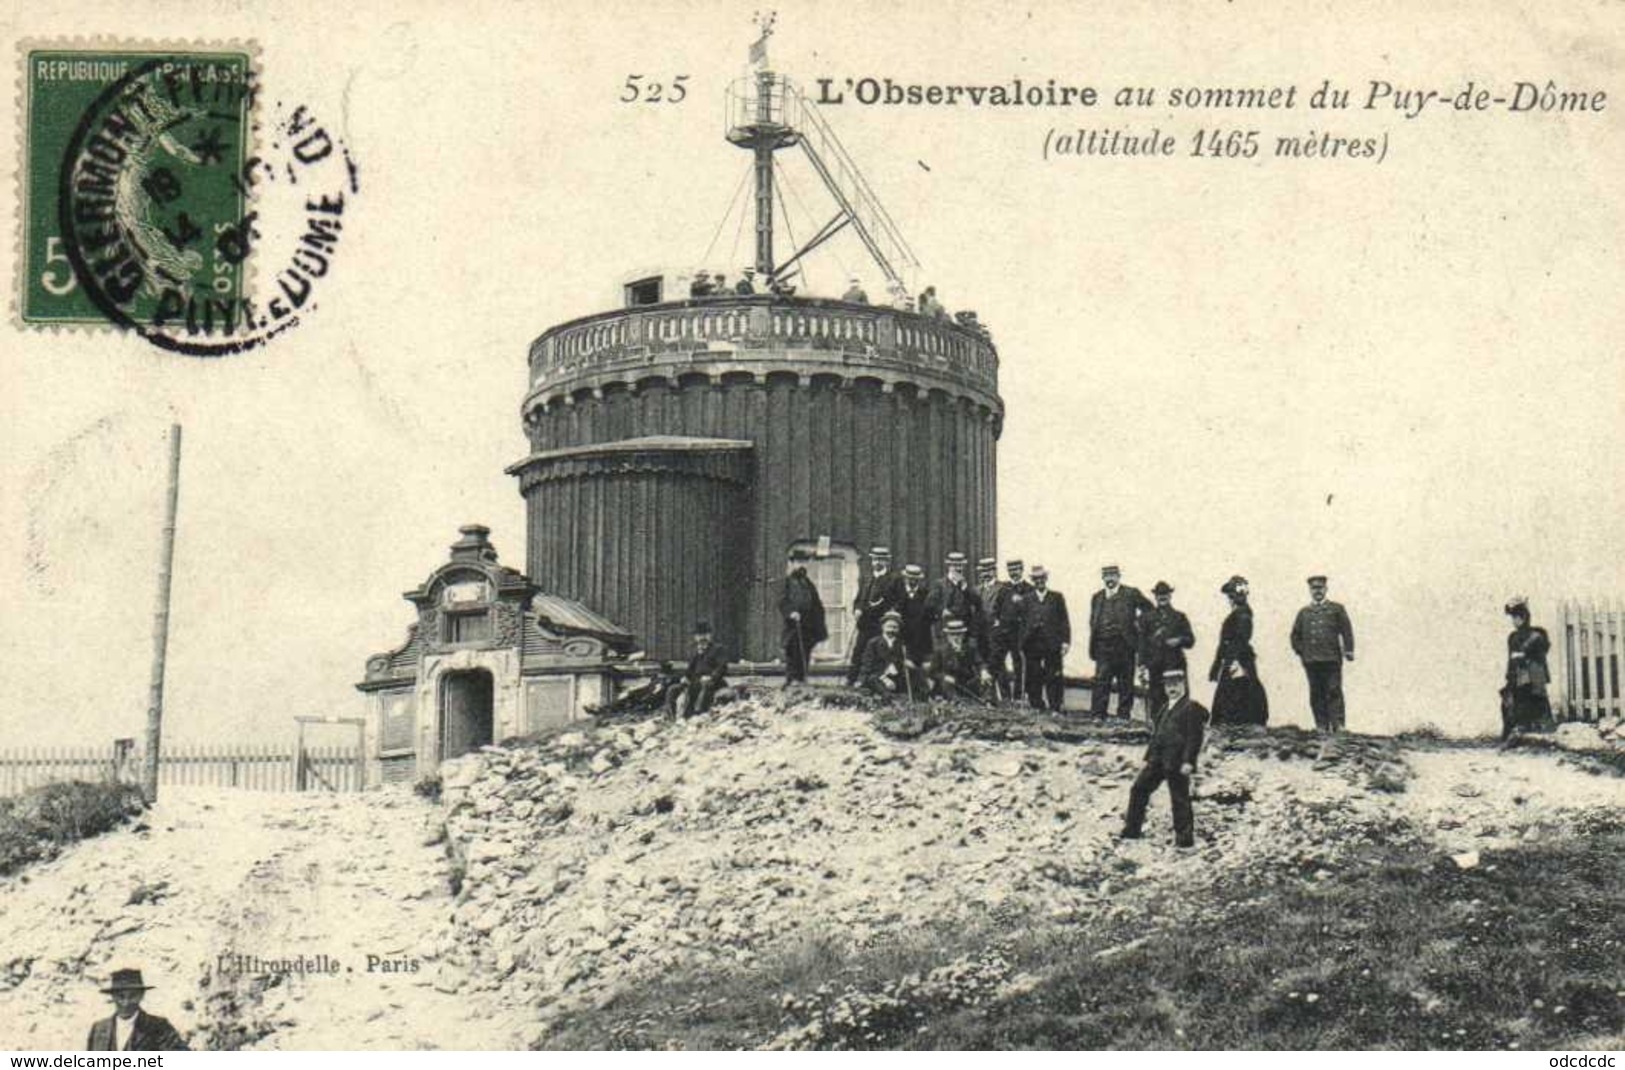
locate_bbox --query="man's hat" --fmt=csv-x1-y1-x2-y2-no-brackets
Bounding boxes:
1307,574,1328,585
1152,580,1174,595
100,969,153,994
1102,564,1121,576
1161,668,1187,680
693,620,713,635
903,564,925,579
976,557,997,570
881,609,904,623
943,617,968,634
1220,575,1249,596
1005,558,1023,569
1030,564,1049,578
870,545,892,558
1505,595,1529,615
945,551,967,566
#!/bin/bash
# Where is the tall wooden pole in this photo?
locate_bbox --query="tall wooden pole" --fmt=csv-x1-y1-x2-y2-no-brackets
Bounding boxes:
142,425,182,803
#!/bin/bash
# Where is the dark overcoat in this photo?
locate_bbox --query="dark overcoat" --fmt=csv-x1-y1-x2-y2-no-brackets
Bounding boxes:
779,570,829,647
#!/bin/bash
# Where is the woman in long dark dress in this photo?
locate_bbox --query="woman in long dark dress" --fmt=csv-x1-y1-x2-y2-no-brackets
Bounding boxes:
1209,575,1270,726
1501,596,1552,738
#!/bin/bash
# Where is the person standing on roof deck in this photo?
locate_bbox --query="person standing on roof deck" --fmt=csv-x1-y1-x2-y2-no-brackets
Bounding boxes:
689,270,715,298
842,278,869,303
734,267,756,295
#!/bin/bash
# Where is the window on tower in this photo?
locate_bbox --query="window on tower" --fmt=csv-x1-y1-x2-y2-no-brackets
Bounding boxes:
625,276,663,307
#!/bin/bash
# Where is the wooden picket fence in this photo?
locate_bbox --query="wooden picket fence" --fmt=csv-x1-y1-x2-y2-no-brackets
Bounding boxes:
1554,598,1624,722
0,741,363,797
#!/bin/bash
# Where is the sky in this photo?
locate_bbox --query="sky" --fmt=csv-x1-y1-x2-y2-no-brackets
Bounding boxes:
2,1,1622,748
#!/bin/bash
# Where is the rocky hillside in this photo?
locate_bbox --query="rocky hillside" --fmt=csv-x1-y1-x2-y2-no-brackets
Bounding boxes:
434,692,1625,1048
1,693,1620,1050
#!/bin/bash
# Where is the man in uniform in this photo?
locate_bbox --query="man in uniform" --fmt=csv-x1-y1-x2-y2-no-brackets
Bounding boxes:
928,616,992,701
1137,581,1195,715
1121,669,1209,849
86,969,187,1051
986,558,1033,700
1290,575,1355,732
845,546,901,686
1019,565,1071,711
859,610,924,700
671,621,729,717
897,563,935,666
1089,565,1153,718
925,551,985,647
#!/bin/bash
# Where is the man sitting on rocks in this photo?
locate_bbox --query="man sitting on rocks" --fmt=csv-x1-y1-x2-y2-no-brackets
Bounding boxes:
859,609,925,701
671,621,729,718
928,616,992,702
1121,669,1209,849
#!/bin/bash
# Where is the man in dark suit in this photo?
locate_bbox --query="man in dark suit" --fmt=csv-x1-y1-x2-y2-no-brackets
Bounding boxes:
671,621,729,717
86,968,188,1051
845,546,901,686
927,616,992,701
1121,670,1209,849
1290,574,1355,732
1019,565,1071,711
985,558,1033,701
924,551,985,646
778,565,828,685
1137,580,1195,715
1089,564,1152,718
896,564,935,666
859,610,924,700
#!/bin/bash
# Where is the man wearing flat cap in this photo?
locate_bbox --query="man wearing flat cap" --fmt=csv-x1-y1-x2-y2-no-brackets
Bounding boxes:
1089,565,1152,718
1291,575,1355,732
87,969,187,1051
1019,565,1071,711
846,546,902,686
1137,581,1195,715
1121,669,1209,849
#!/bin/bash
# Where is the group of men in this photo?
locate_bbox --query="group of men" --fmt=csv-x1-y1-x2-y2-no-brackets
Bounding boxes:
845,548,1072,709
688,265,796,298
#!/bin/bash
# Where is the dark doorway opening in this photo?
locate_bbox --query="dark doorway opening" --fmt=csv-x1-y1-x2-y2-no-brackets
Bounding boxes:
440,669,494,759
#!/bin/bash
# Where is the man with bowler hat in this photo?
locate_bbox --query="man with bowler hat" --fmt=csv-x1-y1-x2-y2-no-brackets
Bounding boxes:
1291,575,1355,731
1137,581,1195,715
1121,669,1209,849
672,621,729,717
1089,565,1152,718
87,968,187,1051
846,546,901,686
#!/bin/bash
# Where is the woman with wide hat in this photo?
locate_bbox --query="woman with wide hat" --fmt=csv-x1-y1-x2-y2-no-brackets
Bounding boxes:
1209,575,1270,726
1501,596,1553,739
86,968,187,1051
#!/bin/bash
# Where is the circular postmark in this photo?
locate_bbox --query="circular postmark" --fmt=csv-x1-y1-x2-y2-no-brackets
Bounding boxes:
59,54,358,356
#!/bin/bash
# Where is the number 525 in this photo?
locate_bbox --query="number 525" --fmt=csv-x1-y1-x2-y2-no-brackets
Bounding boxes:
621,75,688,104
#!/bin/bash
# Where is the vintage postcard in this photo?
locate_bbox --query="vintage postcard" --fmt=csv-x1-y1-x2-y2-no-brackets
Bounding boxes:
2,0,1622,1054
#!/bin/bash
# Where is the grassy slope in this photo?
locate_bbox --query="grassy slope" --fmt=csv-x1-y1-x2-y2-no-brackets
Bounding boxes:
544,829,1625,1050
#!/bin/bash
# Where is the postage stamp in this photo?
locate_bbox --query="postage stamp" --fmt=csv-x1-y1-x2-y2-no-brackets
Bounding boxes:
18,46,255,334
17,42,358,356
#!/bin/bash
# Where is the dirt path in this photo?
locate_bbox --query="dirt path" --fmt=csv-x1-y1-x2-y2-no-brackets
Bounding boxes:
0,787,524,1050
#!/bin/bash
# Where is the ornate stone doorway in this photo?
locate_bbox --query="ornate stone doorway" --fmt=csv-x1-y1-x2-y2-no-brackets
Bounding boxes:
439,669,494,759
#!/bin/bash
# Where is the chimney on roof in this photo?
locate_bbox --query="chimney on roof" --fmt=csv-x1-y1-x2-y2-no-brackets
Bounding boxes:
449,524,496,562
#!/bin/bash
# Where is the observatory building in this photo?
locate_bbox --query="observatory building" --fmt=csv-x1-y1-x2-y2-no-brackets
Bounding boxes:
508,68,1005,664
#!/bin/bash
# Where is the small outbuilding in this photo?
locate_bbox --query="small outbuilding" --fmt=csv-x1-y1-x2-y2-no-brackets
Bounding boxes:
356,524,635,784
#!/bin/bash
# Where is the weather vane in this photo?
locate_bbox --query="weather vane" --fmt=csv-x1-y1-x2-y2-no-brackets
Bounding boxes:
749,10,777,67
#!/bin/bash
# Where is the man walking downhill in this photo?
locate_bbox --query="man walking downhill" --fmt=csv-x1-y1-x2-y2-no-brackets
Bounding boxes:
1121,670,1209,850
1291,574,1355,732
